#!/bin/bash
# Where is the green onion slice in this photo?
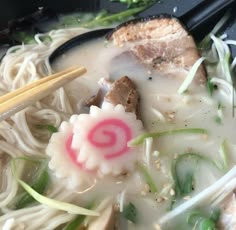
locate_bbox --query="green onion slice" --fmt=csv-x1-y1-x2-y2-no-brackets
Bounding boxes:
11,160,99,216
129,128,207,146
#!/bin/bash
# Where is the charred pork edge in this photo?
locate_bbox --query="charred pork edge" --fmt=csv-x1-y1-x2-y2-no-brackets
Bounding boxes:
106,14,190,40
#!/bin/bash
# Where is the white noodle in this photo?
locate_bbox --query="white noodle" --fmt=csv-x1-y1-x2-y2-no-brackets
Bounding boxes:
2,218,15,230
0,26,89,228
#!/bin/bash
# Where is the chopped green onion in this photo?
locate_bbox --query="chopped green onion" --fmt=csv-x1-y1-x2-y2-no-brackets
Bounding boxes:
11,31,35,44
214,116,222,124
63,203,95,230
181,172,194,195
187,209,220,230
94,10,109,20
186,211,203,225
110,0,157,8
123,202,138,223
214,103,224,125
172,153,219,199
81,6,147,28
63,215,86,230
177,57,206,94
138,163,158,193
211,35,232,83
129,128,207,146
210,208,221,222
36,124,58,133
11,160,99,216
218,139,229,170
198,12,231,49
18,180,98,216
40,35,52,43
199,218,217,230
14,160,49,209
207,77,215,96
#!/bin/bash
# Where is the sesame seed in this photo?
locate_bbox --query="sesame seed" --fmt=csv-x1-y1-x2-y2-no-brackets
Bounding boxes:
170,189,175,196
155,160,161,170
201,134,208,141
144,184,150,193
154,224,162,230
114,204,120,211
141,191,147,196
183,196,191,200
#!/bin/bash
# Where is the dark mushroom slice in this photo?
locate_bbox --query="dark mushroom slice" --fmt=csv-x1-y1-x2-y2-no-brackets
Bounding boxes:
104,76,139,115
107,16,206,85
85,76,139,116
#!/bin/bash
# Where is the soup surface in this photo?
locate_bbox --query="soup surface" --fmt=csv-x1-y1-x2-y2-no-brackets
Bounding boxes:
0,7,236,230
51,36,236,229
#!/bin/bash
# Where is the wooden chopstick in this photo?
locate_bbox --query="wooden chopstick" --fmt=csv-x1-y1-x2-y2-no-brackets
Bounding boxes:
0,66,86,121
0,66,81,104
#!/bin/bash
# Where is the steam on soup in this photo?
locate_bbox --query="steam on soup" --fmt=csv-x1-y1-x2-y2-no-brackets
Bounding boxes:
0,9,235,230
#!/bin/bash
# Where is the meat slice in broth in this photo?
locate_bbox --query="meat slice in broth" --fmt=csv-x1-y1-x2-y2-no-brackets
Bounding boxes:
104,76,139,114
107,16,206,84
85,76,139,116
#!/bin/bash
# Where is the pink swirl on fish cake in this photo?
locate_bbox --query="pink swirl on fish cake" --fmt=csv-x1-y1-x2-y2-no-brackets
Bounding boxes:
87,118,132,159
47,103,144,181
65,133,95,172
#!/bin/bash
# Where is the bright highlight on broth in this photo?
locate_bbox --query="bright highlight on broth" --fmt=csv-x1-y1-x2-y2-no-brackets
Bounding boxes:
0,4,236,230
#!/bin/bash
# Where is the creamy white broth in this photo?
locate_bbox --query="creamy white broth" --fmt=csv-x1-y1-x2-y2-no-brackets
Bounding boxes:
51,36,236,229
2,18,236,229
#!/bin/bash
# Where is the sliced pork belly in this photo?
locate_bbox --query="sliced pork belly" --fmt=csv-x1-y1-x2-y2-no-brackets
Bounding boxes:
107,16,206,84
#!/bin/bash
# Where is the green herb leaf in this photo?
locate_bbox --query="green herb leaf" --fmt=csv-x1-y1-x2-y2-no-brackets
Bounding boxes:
123,202,138,223
138,163,158,193
36,124,58,133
